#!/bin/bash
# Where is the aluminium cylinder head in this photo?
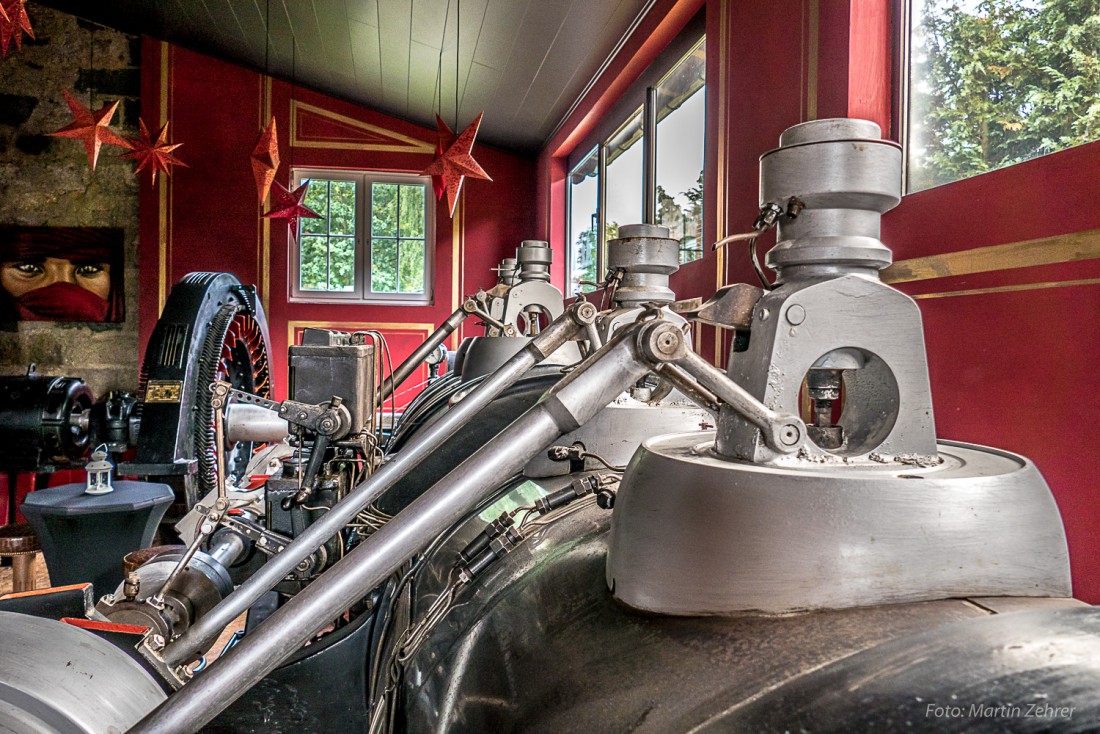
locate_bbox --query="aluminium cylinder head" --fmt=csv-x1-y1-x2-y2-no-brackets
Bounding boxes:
760,118,902,278
496,257,519,286
516,240,552,282
608,223,679,306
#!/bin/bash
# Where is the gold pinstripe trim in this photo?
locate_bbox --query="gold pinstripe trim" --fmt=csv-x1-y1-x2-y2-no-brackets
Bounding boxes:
883,228,1100,285
289,100,434,153
912,278,1100,300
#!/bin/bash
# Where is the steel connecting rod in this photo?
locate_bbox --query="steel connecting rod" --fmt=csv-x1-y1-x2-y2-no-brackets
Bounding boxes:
665,349,804,452
377,305,468,404
129,317,687,734
154,300,598,670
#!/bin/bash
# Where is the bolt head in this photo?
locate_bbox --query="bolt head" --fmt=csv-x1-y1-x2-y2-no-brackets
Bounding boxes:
779,424,801,446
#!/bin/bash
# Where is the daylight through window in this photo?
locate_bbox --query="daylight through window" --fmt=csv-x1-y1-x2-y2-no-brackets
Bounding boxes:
293,170,432,304
567,34,705,295
908,0,1100,192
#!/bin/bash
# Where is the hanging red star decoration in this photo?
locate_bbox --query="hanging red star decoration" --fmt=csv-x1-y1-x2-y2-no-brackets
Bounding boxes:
426,115,456,202
251,115,280,203
262,180,321,241
0,0,34,59
120,119,187,186
421,111,491,217
48,90,132,170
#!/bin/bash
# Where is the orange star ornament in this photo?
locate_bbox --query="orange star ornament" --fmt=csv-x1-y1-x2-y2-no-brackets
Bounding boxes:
0,0,33,59
262,180,321,241
121,119,187,186
251,116,280,203
49,90,132,170
421,112,491,217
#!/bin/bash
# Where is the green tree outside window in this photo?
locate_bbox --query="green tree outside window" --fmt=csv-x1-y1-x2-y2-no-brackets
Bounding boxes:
910,0,1100,191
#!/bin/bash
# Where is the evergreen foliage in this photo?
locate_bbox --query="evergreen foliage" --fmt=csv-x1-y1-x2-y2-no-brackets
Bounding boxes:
911,0,1100,190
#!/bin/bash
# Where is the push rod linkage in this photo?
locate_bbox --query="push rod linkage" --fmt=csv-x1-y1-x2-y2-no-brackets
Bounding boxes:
151,300,598,672
662,349,804,452
129,317,690,734
377,305,468,404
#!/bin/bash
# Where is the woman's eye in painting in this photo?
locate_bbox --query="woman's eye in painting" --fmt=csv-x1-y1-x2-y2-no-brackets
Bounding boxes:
11,261,45,277
74,263,106,277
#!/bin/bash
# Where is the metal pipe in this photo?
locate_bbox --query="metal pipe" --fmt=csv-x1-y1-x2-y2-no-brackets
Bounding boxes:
158,301,597,666
377,306,468,403
643,86,658,224
597,144,608,274
224,404,289,443
657,362,720,417
206,531,246,569
129,320,659,734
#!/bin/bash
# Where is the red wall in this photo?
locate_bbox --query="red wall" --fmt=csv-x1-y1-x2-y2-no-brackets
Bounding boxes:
139,40,537,407
541,0,1100,602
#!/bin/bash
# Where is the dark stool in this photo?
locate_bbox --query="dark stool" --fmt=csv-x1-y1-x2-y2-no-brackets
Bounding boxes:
0,523,41,593
21,481,174,597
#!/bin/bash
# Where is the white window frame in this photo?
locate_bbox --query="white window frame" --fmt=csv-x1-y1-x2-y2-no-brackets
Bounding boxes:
566,30,706,292
290,168,434,305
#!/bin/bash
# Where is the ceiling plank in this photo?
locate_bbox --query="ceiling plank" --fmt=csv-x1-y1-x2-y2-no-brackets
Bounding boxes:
375,0,413,114
348,19,383,105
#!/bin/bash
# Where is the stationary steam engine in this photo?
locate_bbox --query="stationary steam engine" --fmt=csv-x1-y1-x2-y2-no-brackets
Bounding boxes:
0,119,1097,734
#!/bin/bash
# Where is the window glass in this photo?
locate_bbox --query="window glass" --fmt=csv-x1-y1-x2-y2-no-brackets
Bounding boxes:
604,111,643,238
656,38,705,263
370,181,427,294
568,147,600,294
299,178,356,292
908,0,1100,192
294,171,430,303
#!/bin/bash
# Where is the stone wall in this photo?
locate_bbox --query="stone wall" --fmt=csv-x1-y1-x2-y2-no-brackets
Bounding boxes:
0,4,140,392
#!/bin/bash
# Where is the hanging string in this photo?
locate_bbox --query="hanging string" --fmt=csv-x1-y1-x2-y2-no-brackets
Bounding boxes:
290,42,296,173
264,0,271,78
455,0,460,129
87,24,95,108
436,0,453,121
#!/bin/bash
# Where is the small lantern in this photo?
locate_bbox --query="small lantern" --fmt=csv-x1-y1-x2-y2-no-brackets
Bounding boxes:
85,447,115,495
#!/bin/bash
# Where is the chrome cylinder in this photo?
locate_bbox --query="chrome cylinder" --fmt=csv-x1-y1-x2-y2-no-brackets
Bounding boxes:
607,224,679,306
224,403,289,443
516,240,552,282
760,118,902,279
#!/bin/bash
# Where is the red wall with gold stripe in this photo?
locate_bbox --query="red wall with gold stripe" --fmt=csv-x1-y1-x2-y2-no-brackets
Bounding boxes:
139,40,537,408
542,0,1100,602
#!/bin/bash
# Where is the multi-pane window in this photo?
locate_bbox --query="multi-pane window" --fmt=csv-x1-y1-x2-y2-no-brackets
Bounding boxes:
293,170,432,304
567,34,705,294
907,0,1100,192
568,148,600,291
655,37,705,262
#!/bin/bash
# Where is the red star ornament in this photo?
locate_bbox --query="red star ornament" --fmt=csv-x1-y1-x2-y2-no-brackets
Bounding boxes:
262,180,321,241
420,111,491,217
426,114,457,202
48,90,132,170
0,0,33,58
251,116,280,203
121,119,187,186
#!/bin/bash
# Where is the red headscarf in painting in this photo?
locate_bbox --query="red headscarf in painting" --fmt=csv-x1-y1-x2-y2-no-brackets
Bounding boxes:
0,227,125,323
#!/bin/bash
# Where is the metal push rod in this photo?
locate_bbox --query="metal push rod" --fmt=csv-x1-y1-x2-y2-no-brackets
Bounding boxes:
157,301,598,667
668,349,805,452
377,305,468,404
130,319,682,734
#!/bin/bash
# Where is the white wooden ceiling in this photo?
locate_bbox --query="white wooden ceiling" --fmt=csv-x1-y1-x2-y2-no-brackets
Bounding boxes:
38,0,656,152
